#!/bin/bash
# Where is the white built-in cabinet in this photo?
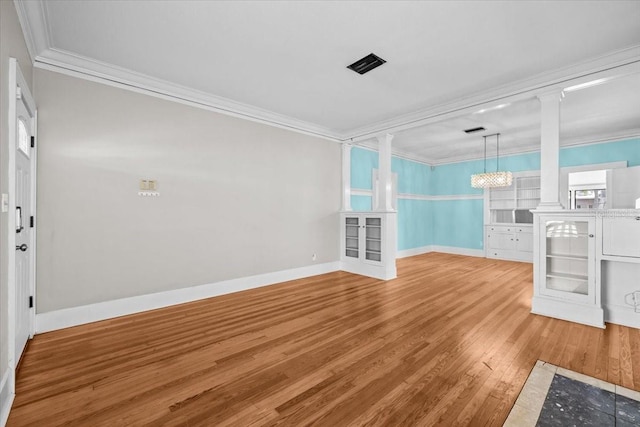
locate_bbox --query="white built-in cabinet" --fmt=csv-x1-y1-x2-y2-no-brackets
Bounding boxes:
532,214,603,328
485,225,533,261
485,171,540,262
532,210,640,329
600,214,640,328
340,212,397,280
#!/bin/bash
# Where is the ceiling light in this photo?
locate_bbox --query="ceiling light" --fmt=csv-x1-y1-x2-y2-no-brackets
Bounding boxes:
474,103,511,114
471,133,513,189
347,53,386,75
564,78,610,92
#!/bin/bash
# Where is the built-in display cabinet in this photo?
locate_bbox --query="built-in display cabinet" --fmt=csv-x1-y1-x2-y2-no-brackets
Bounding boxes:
533,214,602,327
340,212,397,280
532,209,640,329
485,171,540,262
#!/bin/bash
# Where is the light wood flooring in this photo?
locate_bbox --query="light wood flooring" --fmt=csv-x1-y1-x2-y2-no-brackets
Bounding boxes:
8,253,640,426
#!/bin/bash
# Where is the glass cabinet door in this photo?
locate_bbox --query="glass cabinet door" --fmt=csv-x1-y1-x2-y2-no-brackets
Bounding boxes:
345,217,359,258
365,217,382,262
543,219,594,300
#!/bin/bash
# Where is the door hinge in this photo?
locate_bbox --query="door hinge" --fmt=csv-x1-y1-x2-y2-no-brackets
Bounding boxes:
29,296,33,308
30,136,35,148
30,216,34,228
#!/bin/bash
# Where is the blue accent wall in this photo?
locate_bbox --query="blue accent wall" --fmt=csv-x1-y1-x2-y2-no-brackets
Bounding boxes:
351,147,378,190
431,199,484,249
560,138,640,167
392,157,431,195
397,199,432,250
350,138,640,253
351,195,372,211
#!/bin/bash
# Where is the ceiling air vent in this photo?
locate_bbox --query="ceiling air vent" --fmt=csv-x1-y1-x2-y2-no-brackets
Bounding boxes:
464,127,486,134
347,53,386,75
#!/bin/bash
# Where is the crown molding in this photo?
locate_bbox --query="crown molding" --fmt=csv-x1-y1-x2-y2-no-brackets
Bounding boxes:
354,140,435,166
13,0,50,63
356,131,640,167
12,0,343,141
429,131,640,166
34,48,342,142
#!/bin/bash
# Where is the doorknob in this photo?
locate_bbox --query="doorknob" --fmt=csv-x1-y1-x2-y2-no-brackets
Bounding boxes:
16,244,27,252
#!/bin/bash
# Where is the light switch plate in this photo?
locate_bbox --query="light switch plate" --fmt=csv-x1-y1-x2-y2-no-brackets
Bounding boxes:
1,193,8,212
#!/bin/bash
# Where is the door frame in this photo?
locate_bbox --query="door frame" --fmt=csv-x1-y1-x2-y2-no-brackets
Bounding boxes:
7,58,37,393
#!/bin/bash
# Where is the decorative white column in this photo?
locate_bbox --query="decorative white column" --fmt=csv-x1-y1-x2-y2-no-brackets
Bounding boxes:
341,142,352,211
376,133,395,211
537,90,564,210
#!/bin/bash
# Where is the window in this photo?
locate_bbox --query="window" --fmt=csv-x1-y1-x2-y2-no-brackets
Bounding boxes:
18,117,29,156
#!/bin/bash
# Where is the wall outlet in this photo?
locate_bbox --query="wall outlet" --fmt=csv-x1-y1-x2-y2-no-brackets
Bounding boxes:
312,254,317,261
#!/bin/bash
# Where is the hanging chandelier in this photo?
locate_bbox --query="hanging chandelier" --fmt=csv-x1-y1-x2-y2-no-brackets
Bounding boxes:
470,133,513,188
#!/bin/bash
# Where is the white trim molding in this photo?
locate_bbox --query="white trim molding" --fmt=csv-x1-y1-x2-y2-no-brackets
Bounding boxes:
351,188,483,202
400,193,483,201
12,0,50,63
34,52,340,142
397,246,432,258
0,368,14,427
36,262,340,333
396,245,484,259
430,246,485,258
605,305,640,329
351,189,373,197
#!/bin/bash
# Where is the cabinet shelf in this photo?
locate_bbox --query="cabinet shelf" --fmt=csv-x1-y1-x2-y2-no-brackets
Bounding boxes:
546,272,588,282
546,233,589,239
545,277,588,295
547,254,588,260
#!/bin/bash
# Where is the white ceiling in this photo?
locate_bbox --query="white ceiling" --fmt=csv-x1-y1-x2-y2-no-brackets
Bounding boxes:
387,72,640,163
15,0,640,163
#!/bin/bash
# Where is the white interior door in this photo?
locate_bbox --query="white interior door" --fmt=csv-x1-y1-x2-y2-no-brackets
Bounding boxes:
15,95,34,363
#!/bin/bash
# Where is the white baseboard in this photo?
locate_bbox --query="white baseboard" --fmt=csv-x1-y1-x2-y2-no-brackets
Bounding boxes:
396,245,485,259
430,245,485,258
605,304,640,329
397,245,432,258
532,296,606,329
36,262,340,333
0,368,14,427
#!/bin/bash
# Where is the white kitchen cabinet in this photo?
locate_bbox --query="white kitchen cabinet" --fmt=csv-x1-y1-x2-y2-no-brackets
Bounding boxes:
340,212,397,280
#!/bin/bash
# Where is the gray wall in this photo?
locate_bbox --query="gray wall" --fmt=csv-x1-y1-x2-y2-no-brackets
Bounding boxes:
1,0,33,385
34,69,341,313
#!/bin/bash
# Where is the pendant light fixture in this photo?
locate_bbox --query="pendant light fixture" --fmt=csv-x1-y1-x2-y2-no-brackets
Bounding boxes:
470,133,513,188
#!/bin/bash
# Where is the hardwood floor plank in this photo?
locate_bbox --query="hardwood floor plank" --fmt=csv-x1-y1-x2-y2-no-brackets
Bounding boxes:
7,253,640,426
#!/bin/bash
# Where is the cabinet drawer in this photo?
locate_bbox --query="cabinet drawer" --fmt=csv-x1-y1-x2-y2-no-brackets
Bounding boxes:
603,216,640,258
